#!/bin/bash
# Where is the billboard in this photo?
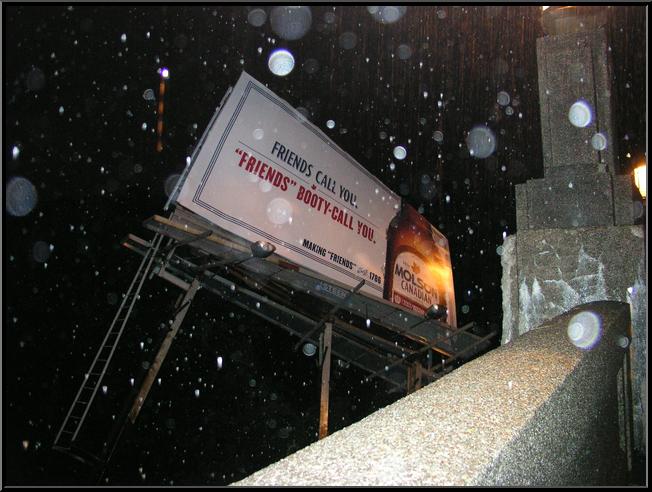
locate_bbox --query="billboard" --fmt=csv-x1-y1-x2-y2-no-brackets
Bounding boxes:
175,71,456,326
384,203,457,327
175,71,399,299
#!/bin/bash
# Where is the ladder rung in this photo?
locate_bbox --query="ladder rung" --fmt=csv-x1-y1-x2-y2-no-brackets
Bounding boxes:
61,430,74,434
77,400,88,405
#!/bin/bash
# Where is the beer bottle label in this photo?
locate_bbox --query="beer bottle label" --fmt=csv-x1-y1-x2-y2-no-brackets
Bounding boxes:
390,250,440,315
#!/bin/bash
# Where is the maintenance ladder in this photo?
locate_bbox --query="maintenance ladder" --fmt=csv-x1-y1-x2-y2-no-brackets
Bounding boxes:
52,233,164,462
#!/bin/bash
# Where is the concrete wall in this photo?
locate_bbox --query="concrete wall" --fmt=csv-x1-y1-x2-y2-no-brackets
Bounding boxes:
500,225,646,454
233,301,631,486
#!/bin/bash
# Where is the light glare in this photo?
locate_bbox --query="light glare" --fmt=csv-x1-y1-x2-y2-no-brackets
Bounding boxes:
268,49,295,76
633,164,646,198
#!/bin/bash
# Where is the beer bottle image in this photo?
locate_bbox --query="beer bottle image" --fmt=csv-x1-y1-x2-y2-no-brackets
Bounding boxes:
383,202,457,327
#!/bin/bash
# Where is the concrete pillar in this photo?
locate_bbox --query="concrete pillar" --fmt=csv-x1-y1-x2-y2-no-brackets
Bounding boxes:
502,7,646,457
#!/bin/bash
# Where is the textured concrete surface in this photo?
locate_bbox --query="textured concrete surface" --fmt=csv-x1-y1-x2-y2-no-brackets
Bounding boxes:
515,173,635,231
233,302,631,486
501,226,645,342
500,225,646,455
516,29,635,232
537,29,616,175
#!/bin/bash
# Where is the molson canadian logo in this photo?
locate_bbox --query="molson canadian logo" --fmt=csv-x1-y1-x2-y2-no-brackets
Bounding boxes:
392,252,438,308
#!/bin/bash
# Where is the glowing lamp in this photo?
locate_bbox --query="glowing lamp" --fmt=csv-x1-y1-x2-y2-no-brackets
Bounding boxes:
633,164,646,199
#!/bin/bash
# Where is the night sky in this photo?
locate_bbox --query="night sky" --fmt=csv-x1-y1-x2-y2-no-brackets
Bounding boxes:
3,4,647,486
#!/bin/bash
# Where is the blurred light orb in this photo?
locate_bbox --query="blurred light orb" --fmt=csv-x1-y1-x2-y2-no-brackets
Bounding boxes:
252,128,265,140
302,58,319,74
164,174,181,198
433,131,444,143
505,106,514,116
142,88,155,101
323,11,336,24
339,31,357,50
326,119,335,129
32,241,51,263
369,5,407,24
466,125,496,159
397,44,412,60
6,176,38,217
159,67,170,79
270,6,312,41
12,145,20,159
302,342,317,356
268,49,295,76
567,311,602,350
247,8,267,27
497,91,511,106
568,100,592,128
259,180,273,193
26,67,46,91
591,132,607,151
419,181,437,200
295,106,310,122
266,197,293,225
393,145,407,160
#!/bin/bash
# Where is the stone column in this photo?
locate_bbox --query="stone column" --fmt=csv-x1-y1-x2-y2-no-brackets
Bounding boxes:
501,7,646,458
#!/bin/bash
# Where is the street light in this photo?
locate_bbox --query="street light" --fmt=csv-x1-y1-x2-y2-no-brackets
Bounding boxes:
540,6,607,36
633,164,646,199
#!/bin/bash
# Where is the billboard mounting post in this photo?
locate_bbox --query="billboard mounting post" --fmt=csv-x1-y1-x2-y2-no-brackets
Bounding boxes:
318,321,333,440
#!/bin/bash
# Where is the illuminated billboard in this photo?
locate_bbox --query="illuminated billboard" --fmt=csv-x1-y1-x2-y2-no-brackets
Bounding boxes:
175,71,456,325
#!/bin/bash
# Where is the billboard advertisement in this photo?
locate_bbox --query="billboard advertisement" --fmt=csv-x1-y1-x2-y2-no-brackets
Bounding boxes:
175,71,399,299
175,71,456,326
384,203,457,327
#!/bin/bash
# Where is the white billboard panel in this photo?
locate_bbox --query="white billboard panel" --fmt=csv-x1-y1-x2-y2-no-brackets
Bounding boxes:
176,72,400,299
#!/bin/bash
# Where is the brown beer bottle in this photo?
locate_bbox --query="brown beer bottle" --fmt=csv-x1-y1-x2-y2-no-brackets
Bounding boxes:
383,202,457,327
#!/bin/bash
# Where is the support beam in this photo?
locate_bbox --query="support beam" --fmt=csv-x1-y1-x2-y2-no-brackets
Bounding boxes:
406,362,424,394
294,280,365,352
319,322,333,440
127,278,201,423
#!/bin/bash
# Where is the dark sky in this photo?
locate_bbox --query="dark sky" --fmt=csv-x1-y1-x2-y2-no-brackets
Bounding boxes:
3,4,647,486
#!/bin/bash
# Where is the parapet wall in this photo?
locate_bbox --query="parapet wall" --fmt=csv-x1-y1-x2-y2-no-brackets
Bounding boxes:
233,301,632,486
